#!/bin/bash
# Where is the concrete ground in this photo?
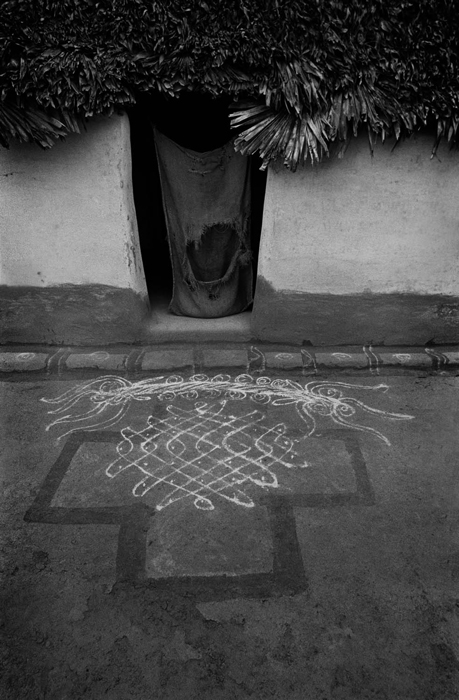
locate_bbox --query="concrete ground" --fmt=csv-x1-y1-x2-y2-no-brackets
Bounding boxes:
1,356,458,699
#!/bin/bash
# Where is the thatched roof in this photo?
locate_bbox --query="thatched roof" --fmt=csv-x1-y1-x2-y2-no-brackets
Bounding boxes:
1,0,458,169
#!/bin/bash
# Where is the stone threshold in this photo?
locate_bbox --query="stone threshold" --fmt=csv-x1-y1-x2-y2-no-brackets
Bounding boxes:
0,344,458,374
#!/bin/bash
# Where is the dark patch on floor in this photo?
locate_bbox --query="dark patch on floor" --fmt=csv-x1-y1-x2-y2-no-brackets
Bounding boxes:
2,372,459,699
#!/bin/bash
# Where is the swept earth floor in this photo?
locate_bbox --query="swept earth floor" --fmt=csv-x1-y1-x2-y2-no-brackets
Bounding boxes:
1,364,458,699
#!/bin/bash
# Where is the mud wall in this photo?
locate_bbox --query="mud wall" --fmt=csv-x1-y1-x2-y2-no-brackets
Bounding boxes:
252,132,459,345
0,114,148,344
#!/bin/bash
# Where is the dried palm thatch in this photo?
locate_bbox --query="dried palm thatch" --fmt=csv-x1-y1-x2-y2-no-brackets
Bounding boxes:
0,0,458,169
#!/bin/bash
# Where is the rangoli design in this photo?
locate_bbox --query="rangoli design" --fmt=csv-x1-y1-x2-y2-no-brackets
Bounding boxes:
107,401,305,511
42,373,413,445
41,373,414,512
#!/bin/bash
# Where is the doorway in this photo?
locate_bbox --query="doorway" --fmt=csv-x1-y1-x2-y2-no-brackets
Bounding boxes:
128,93,267,319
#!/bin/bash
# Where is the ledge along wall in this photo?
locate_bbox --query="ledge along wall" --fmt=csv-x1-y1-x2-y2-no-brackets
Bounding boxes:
0,114,149,345
252,132,459,346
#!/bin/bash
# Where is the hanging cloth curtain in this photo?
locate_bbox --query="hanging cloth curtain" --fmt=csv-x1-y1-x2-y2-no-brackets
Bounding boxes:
153,127,253,318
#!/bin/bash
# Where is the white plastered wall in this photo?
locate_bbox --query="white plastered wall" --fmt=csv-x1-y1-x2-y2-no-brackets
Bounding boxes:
259,133,459,296
0,113,147,296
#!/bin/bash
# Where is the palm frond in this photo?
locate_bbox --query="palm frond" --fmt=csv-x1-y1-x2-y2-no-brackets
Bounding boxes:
0,100,77,148
231,102,330,171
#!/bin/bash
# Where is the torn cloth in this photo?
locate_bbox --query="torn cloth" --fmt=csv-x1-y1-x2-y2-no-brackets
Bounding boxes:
154,127,252,317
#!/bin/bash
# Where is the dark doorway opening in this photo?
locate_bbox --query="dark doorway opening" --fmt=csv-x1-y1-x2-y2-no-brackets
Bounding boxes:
129,93,267,309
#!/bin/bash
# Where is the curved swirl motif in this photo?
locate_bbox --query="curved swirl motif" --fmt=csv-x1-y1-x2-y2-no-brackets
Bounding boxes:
42,373,414,445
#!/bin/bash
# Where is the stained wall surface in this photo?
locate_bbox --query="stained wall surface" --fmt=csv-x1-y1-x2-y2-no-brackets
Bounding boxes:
0,114,149,344
253,132,459,345
0,114,145,291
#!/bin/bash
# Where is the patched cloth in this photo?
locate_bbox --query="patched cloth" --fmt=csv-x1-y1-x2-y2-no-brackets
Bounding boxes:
154,128,253,317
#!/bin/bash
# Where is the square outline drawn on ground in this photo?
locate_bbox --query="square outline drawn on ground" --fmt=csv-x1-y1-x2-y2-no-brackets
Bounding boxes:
24,428,374,602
